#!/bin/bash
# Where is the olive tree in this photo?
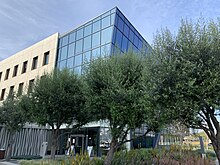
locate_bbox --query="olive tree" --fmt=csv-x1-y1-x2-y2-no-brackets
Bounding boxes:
84,53,164,165
25,69,89,159
151,19,220,162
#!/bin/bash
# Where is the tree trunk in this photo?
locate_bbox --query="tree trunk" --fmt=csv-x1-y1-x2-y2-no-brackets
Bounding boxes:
104,139,117,165
5,132,15,161
51,128,59,159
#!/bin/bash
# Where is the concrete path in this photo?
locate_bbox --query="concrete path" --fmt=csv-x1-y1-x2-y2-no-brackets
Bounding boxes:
0,160,18,165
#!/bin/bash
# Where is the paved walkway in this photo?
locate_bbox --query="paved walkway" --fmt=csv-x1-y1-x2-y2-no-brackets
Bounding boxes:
0,161,18,165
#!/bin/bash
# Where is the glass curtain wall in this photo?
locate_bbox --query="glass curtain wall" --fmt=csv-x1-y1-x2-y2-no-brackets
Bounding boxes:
56,7,151,75
57,8,116,75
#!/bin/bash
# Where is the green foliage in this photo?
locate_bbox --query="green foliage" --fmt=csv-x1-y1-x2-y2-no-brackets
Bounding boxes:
19,154,104,165
26,69,89,128
0,95,27,132
84,53,160,142
151,18,220,160
112,147,213,165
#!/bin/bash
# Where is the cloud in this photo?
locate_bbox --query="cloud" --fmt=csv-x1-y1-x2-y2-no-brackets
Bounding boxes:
0,0,220,60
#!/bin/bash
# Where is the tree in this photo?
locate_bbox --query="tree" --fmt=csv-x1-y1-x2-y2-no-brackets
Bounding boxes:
0,95,27,161
151,19,220,162
84,53,163,165
25,69,88,159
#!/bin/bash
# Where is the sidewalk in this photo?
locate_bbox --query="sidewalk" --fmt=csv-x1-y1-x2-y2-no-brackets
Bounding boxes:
0,161,18,165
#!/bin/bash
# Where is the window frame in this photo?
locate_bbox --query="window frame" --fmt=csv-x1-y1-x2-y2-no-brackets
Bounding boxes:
43,51,50,66
22,61,28,74
0,88,6,101
5,68,10,80
32,56,38,70
13,65,19,77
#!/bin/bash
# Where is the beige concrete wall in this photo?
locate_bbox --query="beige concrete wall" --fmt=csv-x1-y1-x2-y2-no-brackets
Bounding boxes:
0,33,59,102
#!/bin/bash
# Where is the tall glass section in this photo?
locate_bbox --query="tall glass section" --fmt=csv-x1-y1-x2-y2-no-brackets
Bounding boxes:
56,7,151,74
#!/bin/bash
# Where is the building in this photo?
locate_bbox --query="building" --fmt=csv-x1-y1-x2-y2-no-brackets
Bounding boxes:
0,7,151,157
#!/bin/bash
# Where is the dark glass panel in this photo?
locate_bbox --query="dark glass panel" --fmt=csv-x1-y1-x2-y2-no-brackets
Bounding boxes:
122,35,128,52
115,29,122,48
123,23,129,37
138,38,143,50
133,34,139,47
117,16,124,32
129,29,134,42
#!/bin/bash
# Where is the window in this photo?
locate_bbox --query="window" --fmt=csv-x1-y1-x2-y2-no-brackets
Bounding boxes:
61,35,69,47
75,39,83,54
32,56,38,70
67,57,74,68
22,61,28,73
92,47,101,60
101,26,113,45
83,51,91,63
9,86,14,97
101,43,111,57
43,51,50,65
76,28,83,40
111,13,115,25
133,34,139,47
0,72,2,81
123,23,129,37
59,60,67,70
117,15,124,32
13,65,18,77
60,46,68,60
69,32,76,43
0,88,6,101
102,15,110,29
129,29,134,42
17,83,24,96
68,43,75,58
5,68,10,80
83,35,91,51
122,35,128,52
74,54,82,66
28,79,35,93
93,20,101,33
92,32,100,48
84,24,92,36
115,29,122,48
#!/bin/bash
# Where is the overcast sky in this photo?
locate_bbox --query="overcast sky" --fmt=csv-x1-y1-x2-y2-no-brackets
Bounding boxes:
0,0,219,61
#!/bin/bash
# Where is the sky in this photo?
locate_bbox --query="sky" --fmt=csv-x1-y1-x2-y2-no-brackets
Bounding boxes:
0,0,219,61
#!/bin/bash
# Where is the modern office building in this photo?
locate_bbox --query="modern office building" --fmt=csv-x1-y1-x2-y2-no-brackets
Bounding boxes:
0,7,151,157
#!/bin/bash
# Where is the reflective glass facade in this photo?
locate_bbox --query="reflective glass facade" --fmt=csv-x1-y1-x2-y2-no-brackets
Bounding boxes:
56,7,151,74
